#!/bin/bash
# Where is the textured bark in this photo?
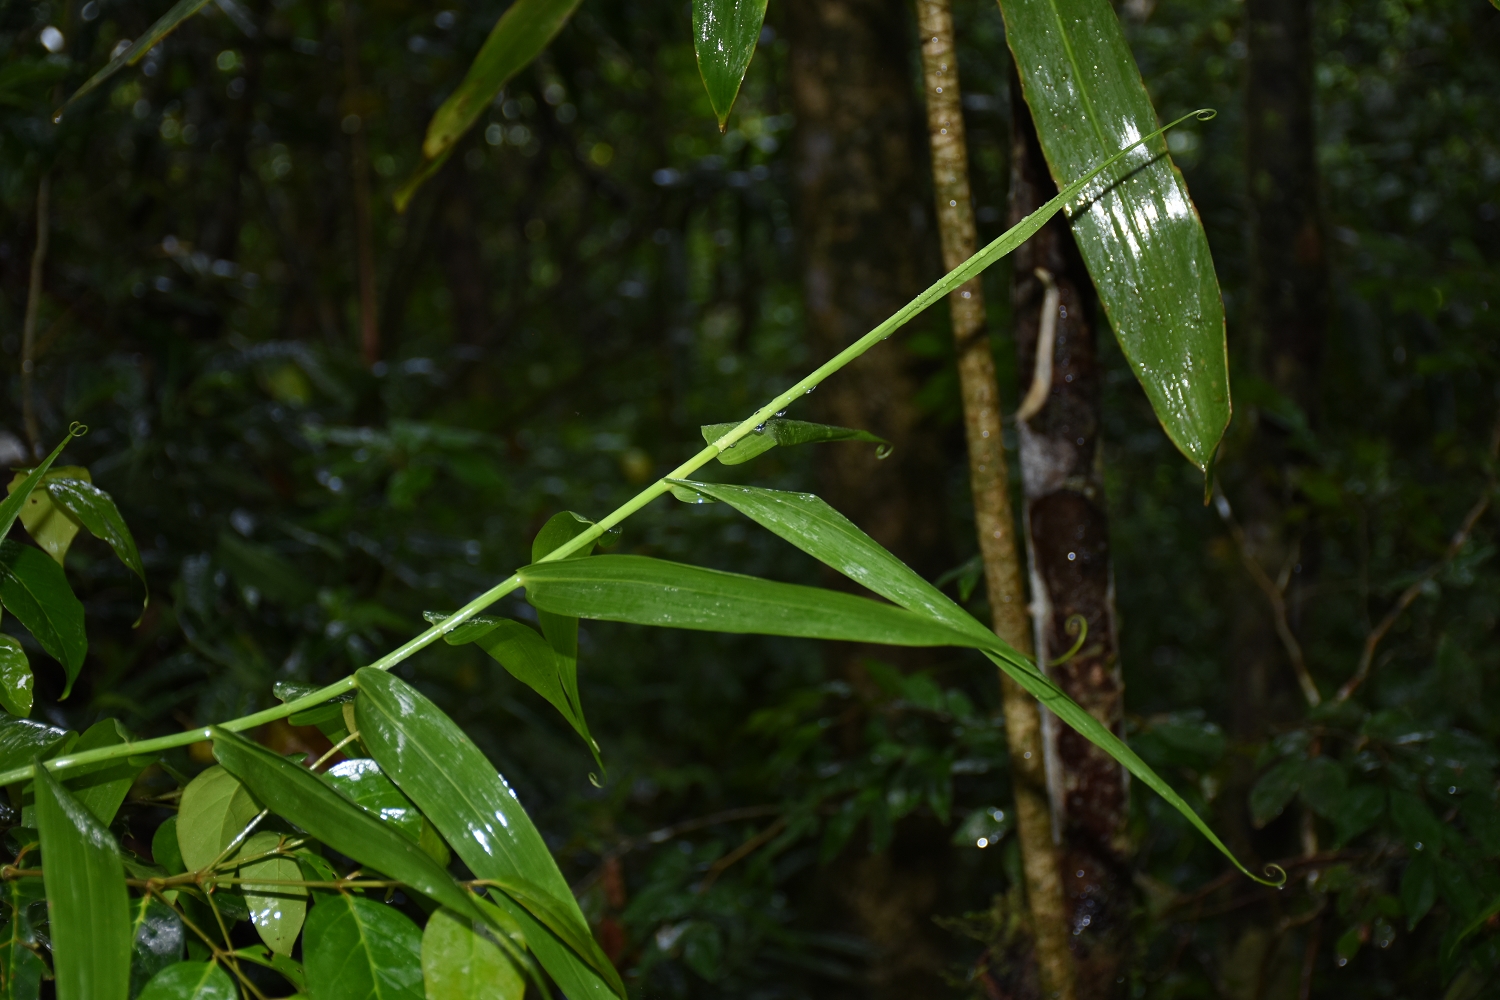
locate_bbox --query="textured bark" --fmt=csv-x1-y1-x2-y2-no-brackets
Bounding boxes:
916,7,1074,1000
1008,76,1130,1000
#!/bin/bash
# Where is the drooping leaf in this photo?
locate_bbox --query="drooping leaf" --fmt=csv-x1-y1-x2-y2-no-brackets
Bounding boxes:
7,467,87,566
322,758,450,865
56,0,216,119
421,908,525,1000
208,728,486,926
397,0,583,212
0,637,32,719
996,0,1229,471
233,831,306,957
176,765,262,873
303,894,422,1000
136,961,236,1000
691,0,768,130
354,668,625,999
0,714,69,775
699,419,891,467
529,512,605,768
45,479,148,614
34,756,131,1000
0,541,86,698
0,426,83,543
65,719,144,826
128,896,185,999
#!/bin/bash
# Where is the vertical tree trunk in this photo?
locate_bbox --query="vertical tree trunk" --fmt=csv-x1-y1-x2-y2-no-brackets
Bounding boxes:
1008,76,1131,1000
915,6,1074,1000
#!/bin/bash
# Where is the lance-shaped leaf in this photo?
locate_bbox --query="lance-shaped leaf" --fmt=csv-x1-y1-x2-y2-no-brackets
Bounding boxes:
34,756,131,1000
354,668,626,999
0,541,85,698
423,907,525,1000
303,894,423,1000
397,0,583,212
997,0,1229,471
0,426,82,543
0,635,32,718
692,0,768,130
531,511,604,769
56,0,215,119
700,418,891,467
45,478,148,614
137,960,236,1000
518,555,989,649
323,758,450,865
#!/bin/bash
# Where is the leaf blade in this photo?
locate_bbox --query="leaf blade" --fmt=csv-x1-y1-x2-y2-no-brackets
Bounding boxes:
44,479,148,614
692,0,769,129
0,637,32,718
303,895,422,1000
137,960,237,1000
176,765,262,873
0,541,86,697
0,427,81,543
235,831,306,957
422,908,525,1000
56,0,215,119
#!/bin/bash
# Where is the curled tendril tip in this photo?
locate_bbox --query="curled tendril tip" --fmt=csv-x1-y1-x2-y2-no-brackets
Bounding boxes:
1194,108,1217,121
1264,862,1288,887
67,421,89,437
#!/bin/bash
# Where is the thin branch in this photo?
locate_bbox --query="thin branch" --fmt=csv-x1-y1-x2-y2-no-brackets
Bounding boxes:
696,817,787,893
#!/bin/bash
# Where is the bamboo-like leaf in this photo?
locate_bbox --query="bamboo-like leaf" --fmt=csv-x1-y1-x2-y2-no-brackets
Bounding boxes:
354,668,626,999
997,0,1229,471
700,419,891,466
66,719,144,826
7,467,86,566
518,555,989,649
129,896,185,998
34,756,131,1000
56,0,215,120
233,831,306,957
136,960,236,1000
0,426,82,543
422,908,525,1000
45,479,148,614
176,765,261,873
692,0,768,130
0,636,32,719
0,714,69,775
323,758,450,866
303,894,422,1000
0,541,86,697
397,0,583,211
531,512,604,769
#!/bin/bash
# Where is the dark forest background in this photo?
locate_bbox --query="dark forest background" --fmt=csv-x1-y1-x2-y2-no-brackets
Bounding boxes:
2,0,1499,996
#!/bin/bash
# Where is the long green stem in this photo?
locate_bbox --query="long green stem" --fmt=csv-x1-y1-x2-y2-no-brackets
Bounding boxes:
0,109,1211,789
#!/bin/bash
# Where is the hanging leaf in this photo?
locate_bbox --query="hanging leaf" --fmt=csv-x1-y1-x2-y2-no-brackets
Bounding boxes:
396,0,584,212
996,0,1230,471
0,541,86,697
177,765,263,873
529,512,605,770
136,961,236,1000
692,0,768,131
128,897,185,999
6,467,87,566
65,719,144,826
56,0,216,119
354,668,626,999
700,419,891,467
34,756,131,1000
0,425,84,543
233,831,307,957
0,714,70,775
45,479,148,614
303,894,423,1000
0,636,32,719
322,758,450,866
422,908,525,1000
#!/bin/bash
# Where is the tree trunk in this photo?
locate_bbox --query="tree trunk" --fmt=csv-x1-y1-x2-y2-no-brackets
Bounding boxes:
1008,74,1131,1000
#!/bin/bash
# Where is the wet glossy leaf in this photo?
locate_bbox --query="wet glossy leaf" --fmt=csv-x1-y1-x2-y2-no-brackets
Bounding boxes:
996,0,1230,470
45,479,148,613
421,908,524,1000
7,468,86,566
399,0,583,211
177,765,262,873
136,961,236,1000
34,756,131,1000
208,728,485,924
354,668,625,999
0,714,69,775
128,897,185,999
151,816,186,875
323,758,450,866
57,0,215,118
303,894,422,1000
234,831,306,957
0,430,80,543
67,719,144,826
0,541,86,698
528,513,603,766
699,419,890,466
0,637,31,719
692,0,768,130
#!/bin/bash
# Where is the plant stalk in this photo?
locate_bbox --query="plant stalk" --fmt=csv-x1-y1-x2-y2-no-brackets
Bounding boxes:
916,6,1075,997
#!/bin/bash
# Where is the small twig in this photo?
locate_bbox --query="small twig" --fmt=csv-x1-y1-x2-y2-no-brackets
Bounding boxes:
1014,267,1059,422
696,817,787,893
310,730,361,771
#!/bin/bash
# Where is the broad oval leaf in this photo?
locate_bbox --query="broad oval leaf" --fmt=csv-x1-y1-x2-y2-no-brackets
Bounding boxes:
137,960,236,1000
177,765,262,873
354,668,625,999
45,479,148,612
422,907,524,1000
152,815,186,875
0,541,86,697
34,757,131,1000
700,419,890,466
303,894,422,1000
997,0,1229,470
692,0,768,130
0,636,32,718
234,831,307,957
129,896,185,998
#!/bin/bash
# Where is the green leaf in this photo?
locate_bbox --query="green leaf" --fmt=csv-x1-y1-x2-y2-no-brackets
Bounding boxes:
0,541,86,698
399,0,583,211
530,512,605,769
7,467,87,566
699,419,891,467
1331,784,1385,846
45,479,148,615
303,895,422,1000
354,667,625,999
208,727,486,926
56,0,215,119
215,534,315,606
176,765,262,873
692,0,768,130
0,713,69,775
518,554,987,649
136,961,236,1000
66,719,144,826
34,756,131,1000
421,908,524,1000
996,0,1229,471
0,637,32,719
128,896,185,999
322,758,450,866
0,427,83,544
151,816,186,875
234,831,306,957
0,878,47,1000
